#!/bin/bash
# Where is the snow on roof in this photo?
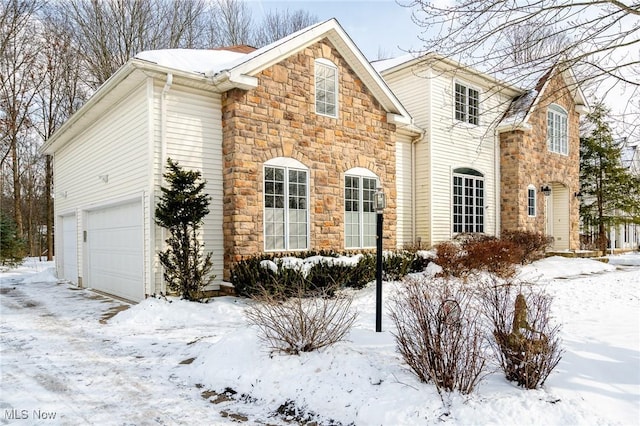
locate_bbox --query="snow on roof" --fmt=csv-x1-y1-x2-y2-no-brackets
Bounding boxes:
135,48,247,75
135,19,331,77
371,53,418,73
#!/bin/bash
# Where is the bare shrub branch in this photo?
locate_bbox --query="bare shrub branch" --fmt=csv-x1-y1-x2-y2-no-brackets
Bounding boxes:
245,284,357,355
479,278,563,389
389,275,488,394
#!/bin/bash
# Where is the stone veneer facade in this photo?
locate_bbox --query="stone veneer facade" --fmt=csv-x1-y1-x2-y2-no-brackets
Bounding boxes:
221,39,397,279
499,71,581,250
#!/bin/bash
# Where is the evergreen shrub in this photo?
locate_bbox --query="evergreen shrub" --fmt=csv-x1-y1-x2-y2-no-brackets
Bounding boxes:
231,250,430,298
0,211,25,266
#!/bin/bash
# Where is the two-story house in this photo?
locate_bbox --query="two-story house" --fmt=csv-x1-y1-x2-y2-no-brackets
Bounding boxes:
44,18,590,303
374,54,588,251
42,19,417,301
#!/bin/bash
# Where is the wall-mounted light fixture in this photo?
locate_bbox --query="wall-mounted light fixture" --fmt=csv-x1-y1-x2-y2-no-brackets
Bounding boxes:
574,191,583,200
98,174,109,183
540,185,551,196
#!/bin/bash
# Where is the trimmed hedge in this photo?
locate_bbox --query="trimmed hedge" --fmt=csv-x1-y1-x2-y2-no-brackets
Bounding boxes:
231,250,431,298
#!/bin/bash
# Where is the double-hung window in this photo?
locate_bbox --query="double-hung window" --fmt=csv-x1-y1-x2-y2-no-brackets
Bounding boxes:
547,104,568,155
345,170,378,248
455,82,479,125
315,59,337,117
527,185,536,217
453,168,484,233
264,158,308,251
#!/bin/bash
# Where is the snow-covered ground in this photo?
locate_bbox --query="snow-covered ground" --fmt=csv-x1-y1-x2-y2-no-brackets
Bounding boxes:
1,254,639,425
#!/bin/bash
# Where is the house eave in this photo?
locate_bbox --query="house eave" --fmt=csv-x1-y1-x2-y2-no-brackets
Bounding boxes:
41,59,216,155
496,121,533,134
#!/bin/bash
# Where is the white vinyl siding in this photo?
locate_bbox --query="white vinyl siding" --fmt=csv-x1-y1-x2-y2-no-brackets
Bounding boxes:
395,135,413,248
54,83,149,289
162,85,224,290
380,64,511,246
547,104,568,155
315,59,337,117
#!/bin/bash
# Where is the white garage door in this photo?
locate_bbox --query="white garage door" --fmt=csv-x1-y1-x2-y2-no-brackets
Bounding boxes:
87,200,144,301
61,214,78,284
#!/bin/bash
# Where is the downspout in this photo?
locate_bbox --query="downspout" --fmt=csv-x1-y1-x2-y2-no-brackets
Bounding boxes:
161,73,173,171
411,130,426,244
494,126,501,237
158,73,172,295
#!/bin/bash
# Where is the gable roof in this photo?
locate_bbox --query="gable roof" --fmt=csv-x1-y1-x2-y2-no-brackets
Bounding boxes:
499,64,590,132
137,19,411,124
43,19,413,154
373,52,590,133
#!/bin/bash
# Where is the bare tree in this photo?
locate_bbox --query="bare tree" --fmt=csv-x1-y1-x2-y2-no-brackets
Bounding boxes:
34,10,88,260
209,0,254,47
253,8,318,47
0,0,44,239
61,0,213,89
402,0,640,130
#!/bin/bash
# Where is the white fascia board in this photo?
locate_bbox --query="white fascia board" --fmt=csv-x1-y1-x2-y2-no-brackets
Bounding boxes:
496,121,533,133
211,70,258,91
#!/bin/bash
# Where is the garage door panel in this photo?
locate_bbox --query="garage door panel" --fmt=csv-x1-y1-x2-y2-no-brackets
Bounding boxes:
87,201,144,301
61,215,78,284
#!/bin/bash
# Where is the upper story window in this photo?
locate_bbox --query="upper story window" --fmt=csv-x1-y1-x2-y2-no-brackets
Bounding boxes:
455,82,479,125
264,158,309,251
527,185,536,217
345,168,378,249
453,168,484,233
547,104,568,155
315,59,337,118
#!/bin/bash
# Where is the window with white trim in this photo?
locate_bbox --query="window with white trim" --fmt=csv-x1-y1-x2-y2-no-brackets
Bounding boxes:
264,158,308,251
345,170,378,248
455,82,479,125
547,104,568,155
315,59,338,117
453,168,484,233
527,185,536,217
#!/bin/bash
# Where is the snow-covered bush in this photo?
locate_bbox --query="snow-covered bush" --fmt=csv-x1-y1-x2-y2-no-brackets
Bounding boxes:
479,279,563,389
231,250,431,298
245,284,357,355
389,275,488,394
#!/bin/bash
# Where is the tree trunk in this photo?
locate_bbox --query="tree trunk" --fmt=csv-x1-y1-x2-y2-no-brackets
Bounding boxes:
11,138,23,239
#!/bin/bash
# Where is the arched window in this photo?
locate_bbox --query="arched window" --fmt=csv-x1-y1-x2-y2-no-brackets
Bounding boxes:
453,168,484,233
315,58,338,118
547,104,568,155
264,158,308,251
527,185,537,217
345,168,378,248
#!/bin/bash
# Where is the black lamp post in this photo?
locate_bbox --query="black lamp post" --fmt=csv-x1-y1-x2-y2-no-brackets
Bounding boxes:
374,186,386,332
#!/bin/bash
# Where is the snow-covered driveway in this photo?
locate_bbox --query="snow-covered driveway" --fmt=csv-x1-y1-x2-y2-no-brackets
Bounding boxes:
1,255,639,425
0,270,233,425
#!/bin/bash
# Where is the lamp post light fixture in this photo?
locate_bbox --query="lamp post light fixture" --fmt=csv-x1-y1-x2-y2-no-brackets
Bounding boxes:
540,185,552,197
374,186,386,333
